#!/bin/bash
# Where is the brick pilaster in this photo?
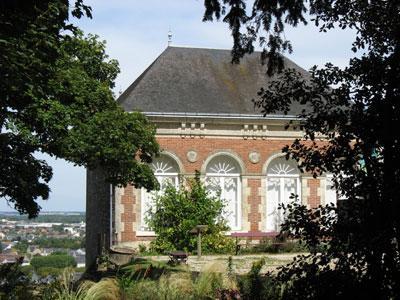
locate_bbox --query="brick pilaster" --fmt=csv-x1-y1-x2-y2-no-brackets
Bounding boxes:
120,185,137,242
247,179,262,232
307,178,321,208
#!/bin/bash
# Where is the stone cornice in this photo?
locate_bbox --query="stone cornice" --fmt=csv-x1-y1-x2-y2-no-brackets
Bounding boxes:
145,113,304,139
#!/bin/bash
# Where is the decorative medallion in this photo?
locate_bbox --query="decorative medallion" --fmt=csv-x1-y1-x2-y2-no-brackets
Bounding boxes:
248,151,260,164
186,150,198,163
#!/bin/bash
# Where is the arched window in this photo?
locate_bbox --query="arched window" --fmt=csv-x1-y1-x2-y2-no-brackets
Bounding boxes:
266,156,300,232
205,155,241,230
140,155,179,232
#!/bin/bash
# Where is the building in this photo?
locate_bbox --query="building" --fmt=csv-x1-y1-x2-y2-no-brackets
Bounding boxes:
86,46,337,267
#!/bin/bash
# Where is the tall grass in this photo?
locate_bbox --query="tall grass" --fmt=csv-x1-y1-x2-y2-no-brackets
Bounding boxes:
43,262,253,300
43,268,121,300
118,262,237,300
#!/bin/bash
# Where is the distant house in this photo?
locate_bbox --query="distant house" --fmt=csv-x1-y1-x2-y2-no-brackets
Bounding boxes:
86,46,338,267
27,245,42,257
0,253,22,265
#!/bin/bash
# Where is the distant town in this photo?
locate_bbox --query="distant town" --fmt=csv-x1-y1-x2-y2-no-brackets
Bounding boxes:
0,212,86,279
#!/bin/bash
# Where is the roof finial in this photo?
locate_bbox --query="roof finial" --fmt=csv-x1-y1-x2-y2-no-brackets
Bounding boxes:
168,28,172,46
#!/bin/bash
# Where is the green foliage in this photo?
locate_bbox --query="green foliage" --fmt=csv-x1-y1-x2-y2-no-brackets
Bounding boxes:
0,259,33,300
20,265,34,276
121,258,181,281
238,259,280,300
138,243,147,254
239,238,308,254
119,260,237,300
148,174,234,254
30,254,77,270
0,1,159,218
0,213,85,223
41,268,94,300
52,224,65,233
13,240,29,254
34,237,83,249
201,231,235,254
36,267,63,277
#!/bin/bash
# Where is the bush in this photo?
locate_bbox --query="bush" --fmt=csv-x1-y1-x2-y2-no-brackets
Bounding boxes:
36,267,63,277
34,237,83,249
30,254,76,270
148,173,233,254
0,259,32,299
238,259,280,300
20,265,34,277
255,239,307,253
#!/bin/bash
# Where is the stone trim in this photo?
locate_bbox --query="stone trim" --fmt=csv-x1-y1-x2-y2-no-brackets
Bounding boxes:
200,150,246,174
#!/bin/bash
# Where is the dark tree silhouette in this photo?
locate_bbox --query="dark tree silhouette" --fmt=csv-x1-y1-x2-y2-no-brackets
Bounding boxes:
203,0,400,298
0,1,159,217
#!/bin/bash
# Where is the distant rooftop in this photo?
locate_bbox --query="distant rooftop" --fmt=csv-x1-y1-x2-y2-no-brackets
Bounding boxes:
118,46,308,116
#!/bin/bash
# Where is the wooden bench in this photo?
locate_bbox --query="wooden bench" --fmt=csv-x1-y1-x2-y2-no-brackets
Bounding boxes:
231,232,279,255
168,251,188,264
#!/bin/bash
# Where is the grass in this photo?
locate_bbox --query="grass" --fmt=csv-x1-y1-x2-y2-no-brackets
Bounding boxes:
19,254,296,299
37,258,244,299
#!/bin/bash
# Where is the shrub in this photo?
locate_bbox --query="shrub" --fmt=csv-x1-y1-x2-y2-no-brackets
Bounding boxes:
238,259,280,300
34,237,83,249
119,261,238,300
20,265,33,277
255,239,307,253
30,254,76,270
36,267,63,277
0,259,32,299
148,173,233,254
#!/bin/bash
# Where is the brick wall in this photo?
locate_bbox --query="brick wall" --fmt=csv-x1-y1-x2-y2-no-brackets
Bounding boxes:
247,179,262,232
120,185,136,242
157,137,290,174
116,136,322,244
307,178,321,208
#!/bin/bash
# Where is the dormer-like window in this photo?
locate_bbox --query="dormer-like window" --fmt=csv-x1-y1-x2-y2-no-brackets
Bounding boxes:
205,155,242,230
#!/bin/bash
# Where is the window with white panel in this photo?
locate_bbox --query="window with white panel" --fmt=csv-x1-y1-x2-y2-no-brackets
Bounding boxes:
140,156,179,232
205,155,242,230
325,174,337,206
266,156,301,232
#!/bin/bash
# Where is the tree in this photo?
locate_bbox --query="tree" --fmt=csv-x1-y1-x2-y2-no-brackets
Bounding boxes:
203,0,400,298
0,1,159,217
30,254,76,270
148,174,234,254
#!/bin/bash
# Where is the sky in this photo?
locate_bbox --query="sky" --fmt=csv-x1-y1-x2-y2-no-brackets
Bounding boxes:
0,1,357,213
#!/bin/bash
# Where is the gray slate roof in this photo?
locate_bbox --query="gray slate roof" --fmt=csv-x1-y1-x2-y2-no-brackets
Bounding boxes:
118,46,308,115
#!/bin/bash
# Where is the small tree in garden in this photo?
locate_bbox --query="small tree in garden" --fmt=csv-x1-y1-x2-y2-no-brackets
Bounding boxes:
148,173,234,254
